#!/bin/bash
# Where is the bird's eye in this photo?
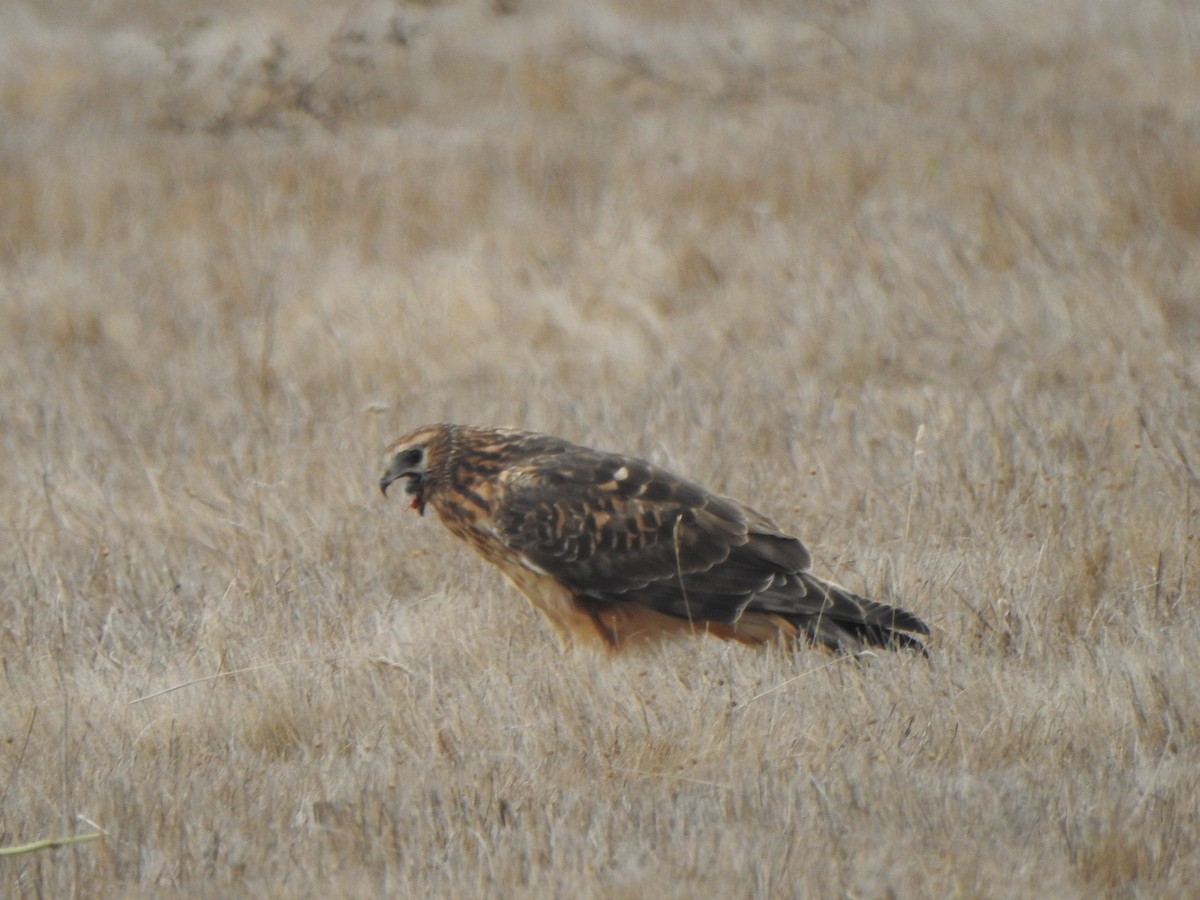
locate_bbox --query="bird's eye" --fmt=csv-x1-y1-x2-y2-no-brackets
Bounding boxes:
399,447,424,468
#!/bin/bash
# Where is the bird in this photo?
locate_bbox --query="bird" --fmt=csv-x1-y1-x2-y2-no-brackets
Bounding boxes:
379,423,929,654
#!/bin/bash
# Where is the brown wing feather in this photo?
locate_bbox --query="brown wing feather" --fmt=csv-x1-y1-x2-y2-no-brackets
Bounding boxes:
381,424,930,651
493,445,929,650
494,448,809,622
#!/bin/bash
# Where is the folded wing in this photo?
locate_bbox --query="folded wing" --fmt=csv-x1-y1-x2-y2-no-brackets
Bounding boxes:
493,447,929,651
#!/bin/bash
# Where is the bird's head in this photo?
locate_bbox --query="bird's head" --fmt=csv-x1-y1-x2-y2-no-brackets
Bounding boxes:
379,424,451,516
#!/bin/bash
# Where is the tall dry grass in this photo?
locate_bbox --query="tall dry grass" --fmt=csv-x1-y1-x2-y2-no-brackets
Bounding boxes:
1,0,1198,896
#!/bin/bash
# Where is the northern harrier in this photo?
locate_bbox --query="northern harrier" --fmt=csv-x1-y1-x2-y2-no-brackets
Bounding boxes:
380,424,929,653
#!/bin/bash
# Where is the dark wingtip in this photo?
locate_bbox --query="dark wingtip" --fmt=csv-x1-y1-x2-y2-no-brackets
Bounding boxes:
890,609,931,636
886,630,929,657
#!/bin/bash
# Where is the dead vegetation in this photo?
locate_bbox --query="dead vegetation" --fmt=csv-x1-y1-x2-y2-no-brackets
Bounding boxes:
1,0,1198,895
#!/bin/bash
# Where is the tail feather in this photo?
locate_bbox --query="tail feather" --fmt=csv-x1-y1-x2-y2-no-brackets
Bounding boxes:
786,573,929,654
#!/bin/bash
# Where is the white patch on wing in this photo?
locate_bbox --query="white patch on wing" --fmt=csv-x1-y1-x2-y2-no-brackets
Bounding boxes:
519,557,548,575
613,466,629,481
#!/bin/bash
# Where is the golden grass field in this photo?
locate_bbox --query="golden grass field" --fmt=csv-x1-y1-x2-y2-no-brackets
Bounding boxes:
2,0,1199,895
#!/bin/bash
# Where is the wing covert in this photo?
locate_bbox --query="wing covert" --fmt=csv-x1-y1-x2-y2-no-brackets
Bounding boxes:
492,448,812,622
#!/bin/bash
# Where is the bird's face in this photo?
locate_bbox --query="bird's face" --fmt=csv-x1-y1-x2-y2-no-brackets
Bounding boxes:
380,426,445,516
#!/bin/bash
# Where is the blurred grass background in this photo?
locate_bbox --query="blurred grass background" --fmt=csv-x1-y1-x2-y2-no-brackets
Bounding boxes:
1,0,1198,895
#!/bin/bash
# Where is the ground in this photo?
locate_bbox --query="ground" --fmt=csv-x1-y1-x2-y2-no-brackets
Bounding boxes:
1,0,1198,896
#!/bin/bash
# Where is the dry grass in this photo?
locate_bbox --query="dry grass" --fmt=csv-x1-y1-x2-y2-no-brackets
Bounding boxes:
2,0,1199,895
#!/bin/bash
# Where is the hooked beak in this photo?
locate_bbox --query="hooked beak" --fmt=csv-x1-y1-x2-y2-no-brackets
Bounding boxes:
379,461,427,515
379,469,402,497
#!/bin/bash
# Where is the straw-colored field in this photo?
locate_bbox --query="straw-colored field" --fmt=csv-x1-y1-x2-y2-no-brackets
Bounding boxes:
2,1,1198,895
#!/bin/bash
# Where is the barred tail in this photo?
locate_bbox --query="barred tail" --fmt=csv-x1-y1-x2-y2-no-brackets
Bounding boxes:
790,573,930,654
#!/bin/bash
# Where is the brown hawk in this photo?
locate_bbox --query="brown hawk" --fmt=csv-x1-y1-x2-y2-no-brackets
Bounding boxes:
380,424,929,653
